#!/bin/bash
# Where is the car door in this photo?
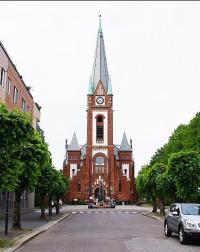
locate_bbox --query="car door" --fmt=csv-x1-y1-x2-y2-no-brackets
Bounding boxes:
171,204,180,233
167,204,177,231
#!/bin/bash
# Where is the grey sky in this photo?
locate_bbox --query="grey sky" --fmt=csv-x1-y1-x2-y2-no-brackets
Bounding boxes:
0,1,200,175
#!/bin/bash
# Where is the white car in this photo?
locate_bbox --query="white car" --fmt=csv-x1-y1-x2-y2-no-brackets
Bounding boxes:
164,203,200,244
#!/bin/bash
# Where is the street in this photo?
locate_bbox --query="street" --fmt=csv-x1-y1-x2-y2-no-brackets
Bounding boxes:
17,208,200,252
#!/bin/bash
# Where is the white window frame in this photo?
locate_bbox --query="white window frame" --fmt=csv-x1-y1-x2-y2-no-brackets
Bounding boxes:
13,86,18,104
7,78,11,95
0,68,5,88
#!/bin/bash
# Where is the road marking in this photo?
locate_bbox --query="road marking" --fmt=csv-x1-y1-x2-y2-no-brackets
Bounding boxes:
95,212,99,214
86,211,91,214
102,212,106,213
79,211,84,214
117,212,122,214
132,212,137,214
72,212,77,214
109,212,115,213
125,212,130,214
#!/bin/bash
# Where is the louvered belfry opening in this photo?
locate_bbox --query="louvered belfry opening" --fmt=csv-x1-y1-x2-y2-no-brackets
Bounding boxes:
96,115,104,142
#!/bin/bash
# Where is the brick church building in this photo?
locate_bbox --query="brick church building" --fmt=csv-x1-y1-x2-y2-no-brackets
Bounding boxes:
63,18,136,203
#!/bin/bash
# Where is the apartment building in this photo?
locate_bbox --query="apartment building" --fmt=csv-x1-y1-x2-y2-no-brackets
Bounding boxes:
0,41,41,210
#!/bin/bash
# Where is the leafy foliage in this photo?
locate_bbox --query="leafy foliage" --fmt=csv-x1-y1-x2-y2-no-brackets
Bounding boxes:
137,112,200,211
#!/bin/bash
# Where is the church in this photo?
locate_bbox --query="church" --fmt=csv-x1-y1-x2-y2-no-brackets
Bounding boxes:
63,18,136,203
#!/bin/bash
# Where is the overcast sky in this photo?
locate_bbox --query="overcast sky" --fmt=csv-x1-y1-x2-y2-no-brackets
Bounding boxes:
0,1,200,175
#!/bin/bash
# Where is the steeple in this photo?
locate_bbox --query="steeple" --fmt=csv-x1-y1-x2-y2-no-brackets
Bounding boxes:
88,75,93,95
120,132,131,151
69,132,79,150
107,75,113,95
91,15,109,93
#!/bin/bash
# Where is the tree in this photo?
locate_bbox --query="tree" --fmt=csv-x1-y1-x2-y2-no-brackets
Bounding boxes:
167,151,200,202
0,104,34,192
53,170,69,214
35,161,53,219
12,132,50,229
136,165,150,200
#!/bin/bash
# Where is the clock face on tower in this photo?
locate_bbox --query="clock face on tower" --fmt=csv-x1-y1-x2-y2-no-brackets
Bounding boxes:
96,96,104,105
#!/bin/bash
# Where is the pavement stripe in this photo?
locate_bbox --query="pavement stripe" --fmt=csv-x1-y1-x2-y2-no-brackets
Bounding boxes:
86,211,91,214
79,211,84,214
72,212,77,214
117,212,122,214
101,212,106,213
125,212,130,214
132,211,137,214
109,212,115,213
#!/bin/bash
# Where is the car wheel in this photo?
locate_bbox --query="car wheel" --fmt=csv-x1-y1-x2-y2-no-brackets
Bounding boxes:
178,226,187,244
164,222,172,237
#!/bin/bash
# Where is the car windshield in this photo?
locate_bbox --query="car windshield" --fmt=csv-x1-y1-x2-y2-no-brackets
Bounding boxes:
181,204,200,215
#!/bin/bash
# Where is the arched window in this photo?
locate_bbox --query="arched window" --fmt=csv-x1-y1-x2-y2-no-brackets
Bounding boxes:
96,115,104,142
95,155,104,174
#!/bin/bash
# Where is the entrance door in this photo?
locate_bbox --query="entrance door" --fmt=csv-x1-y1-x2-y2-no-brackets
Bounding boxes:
94,187,105,202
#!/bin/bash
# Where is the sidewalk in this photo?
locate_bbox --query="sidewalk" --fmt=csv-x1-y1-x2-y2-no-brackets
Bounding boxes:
0,206,71,252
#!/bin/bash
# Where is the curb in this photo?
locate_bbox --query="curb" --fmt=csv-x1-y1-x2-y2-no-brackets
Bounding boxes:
141,212,164,222
3,213,71,252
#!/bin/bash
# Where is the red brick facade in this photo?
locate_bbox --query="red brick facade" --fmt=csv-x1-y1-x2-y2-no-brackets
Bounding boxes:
63,81,136,203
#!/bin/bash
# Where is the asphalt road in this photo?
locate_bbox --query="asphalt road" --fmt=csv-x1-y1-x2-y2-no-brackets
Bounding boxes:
17,210,200,252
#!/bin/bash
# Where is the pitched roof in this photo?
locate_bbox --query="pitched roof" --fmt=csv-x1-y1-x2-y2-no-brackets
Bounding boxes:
120,132,131,151
68,132,79,151
91,17,109,93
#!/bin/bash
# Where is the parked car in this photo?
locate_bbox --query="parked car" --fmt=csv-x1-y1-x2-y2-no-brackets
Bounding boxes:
164,203,200,244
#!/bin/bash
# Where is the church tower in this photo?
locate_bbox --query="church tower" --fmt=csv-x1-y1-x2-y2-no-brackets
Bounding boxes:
63,17,136,203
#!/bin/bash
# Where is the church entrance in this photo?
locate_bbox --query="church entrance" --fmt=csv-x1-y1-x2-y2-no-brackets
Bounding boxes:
94,187,106,202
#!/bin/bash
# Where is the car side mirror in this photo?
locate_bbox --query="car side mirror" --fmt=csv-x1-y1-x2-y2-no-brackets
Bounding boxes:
171,211,179,216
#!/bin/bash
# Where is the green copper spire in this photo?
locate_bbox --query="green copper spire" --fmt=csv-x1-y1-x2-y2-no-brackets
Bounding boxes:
88,75,93,95
107,75,113,95
98,14,102,33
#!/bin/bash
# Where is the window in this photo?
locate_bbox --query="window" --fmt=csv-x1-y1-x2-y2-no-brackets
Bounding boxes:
13,86,18,103
96,115,104,142
95,166,104,174
96,156,104,165
96,126,103,140
0,68,5,88
97,116,103,122
72,169,75,174
124,169,127,175
21,98,26,112
119,181,122,192
78,181,81,192
7,78,11,95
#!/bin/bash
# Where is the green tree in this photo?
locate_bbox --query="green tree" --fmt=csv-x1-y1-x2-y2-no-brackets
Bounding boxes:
0,104,34,192
136,165,150,200
53,170,69,214
35,161,53,219
12,132,50,229
167,151,200,202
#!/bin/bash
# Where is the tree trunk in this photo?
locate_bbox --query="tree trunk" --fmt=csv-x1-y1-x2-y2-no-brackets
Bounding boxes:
40,194,46,219
12,191,21,230
159,198,165,216
48,195,53,216
152,197,157,212
55,198,59,214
